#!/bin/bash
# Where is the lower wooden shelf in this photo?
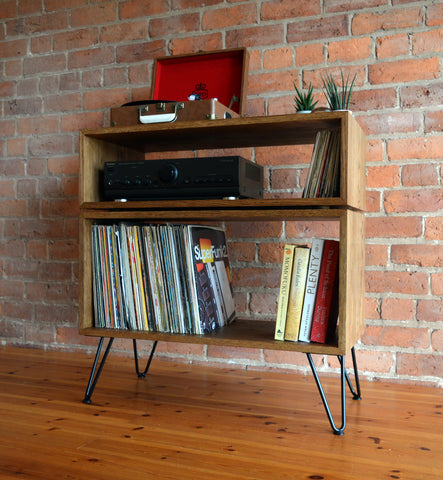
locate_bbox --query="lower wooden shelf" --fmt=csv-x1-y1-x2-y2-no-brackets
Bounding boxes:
79,318,345,355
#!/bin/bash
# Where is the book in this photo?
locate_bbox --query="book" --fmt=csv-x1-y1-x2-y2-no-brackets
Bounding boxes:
298,238,325,342
284,246,310,341
274,245,296,341
310,240,340,343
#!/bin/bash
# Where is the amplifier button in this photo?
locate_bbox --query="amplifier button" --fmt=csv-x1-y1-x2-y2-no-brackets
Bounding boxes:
159,164,179,183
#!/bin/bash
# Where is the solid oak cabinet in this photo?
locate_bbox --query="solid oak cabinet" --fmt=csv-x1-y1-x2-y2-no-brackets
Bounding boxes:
78,111,366,357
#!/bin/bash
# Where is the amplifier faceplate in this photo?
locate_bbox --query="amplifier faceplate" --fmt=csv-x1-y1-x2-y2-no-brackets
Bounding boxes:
103,156,263,200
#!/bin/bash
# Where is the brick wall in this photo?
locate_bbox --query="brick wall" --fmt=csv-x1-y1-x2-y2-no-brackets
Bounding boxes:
0,0,442,386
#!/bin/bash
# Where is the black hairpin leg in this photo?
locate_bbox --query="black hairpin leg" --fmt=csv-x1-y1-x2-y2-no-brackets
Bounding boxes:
83,337,114,404
133,339,158,378
306,346,361,435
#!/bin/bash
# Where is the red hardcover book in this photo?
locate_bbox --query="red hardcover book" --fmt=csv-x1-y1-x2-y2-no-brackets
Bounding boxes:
310,240,339,343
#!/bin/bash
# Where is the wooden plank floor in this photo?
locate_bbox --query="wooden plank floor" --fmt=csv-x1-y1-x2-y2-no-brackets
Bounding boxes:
0,346,442,480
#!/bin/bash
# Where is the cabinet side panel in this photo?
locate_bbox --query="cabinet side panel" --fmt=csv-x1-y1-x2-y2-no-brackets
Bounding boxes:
79,133,144,204
338,210,365,352
341,114,366,210
78,216,94,331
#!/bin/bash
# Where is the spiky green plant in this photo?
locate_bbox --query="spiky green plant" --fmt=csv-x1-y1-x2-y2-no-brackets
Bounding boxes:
321,70,356,110
293,82,318,112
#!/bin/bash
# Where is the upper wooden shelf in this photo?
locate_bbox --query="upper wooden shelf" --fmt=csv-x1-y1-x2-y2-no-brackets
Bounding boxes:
79,111,366,211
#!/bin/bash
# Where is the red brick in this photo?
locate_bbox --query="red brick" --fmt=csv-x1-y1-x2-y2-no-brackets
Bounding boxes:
227,242,256,262
0,199,27,217
0,279,25,299
425,111,443,133
28,134,73,157
249,292,278,315
7,137,26,157
42,198,79,218
17,179,37,198
258,242,286,264
30,35,52,55
207,345,262,362
426,4,443,27
381,298,415,321
376,33,410,59
286,220,339,240
248,70,298,96
365,139,384,163
172,0,221,8
365,297,380,320
261,0,320,20
288,15,348,42
226,221,283,239
366,244,388,266
431,273,443,295
388,136,443,161
26,240,47,260
339,349,394,374
352,7,423,35
169,34,223,55
61,112,104,132
70,4,116,28
2,301,33,322
402,164,438,187
362,326,429,349
401,82,443,108
369,57,440,85
68,47,114,69
365,271,428,295
233,266,281,289
23,53,66,76
366,165,400,188
0,0,16,19
263,349,307,368
412,29,443,54
149,13,199,38
263,47,293,70
5,98,42,116
366,216,422,238
25,11,68,34
203,4,256,30
359,112,421,136
328,37,371,63
431,330,443,351
0,39,28,58
384,189,442,214
0,238,25,257
45,0,88,12
425,217,443,240
295,43,324,67
53,28,99,51
268,95,303,116
270,167,300,190
325,0,386,13
226,24,284,48
83,88,130,111
397,353,443,378
417,299,443,323
44,93,81,113
391,244,443,268
156,342,205,357
119,0,169,19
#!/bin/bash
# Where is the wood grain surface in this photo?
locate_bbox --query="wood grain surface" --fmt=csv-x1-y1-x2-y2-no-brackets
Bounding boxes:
1,346,441,480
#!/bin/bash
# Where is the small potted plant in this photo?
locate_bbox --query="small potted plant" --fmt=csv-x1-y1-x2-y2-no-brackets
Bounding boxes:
321,70,356,111
293,82,318,113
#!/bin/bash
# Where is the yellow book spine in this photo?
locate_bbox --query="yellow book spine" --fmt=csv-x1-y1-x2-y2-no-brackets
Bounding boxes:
285,246,311,341
274,245,295,341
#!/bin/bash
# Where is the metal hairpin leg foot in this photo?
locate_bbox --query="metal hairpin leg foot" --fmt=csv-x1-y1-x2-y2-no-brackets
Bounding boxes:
133,340,158,378
306,347,361,435
82,337,114,404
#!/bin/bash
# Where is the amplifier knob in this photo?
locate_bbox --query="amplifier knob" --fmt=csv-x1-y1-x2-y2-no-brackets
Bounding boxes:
158,163,179,183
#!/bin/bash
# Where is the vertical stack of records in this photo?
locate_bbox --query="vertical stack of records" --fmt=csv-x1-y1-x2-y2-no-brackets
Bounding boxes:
91,223,235,335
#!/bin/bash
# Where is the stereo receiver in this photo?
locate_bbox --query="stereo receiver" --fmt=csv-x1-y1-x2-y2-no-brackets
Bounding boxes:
103,156,263,201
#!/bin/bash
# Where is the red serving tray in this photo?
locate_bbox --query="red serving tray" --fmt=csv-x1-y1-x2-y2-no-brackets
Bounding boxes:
151,48,248,115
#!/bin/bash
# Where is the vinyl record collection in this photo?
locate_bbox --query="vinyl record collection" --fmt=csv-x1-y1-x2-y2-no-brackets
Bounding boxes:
91,223,235,335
